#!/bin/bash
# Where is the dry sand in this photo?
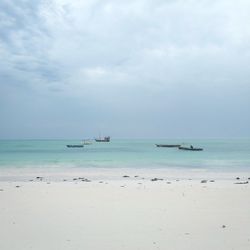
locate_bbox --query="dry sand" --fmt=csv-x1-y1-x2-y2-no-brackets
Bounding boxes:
0,172,250,250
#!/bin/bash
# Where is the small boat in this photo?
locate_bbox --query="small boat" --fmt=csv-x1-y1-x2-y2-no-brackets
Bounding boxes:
83,140,92,145
95,136,110,142
178,145,203,151
156,144,181,148
66,144,84,148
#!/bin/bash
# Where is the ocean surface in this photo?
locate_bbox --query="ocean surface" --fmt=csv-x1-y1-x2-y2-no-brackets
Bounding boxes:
0,139,250,172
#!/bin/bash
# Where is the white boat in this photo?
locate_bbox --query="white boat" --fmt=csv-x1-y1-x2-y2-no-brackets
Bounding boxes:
83,140,92,145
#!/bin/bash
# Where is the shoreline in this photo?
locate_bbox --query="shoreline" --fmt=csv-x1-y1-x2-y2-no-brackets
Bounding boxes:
1,166,250,182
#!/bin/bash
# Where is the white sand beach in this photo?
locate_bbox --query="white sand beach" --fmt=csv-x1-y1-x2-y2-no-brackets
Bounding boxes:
1,0,250,248
0,170,250,250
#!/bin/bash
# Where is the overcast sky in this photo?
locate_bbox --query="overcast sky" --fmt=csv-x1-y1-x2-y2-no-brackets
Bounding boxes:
0,0,250,139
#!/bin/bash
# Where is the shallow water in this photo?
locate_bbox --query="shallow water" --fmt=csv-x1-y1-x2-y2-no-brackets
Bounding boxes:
0,139,250,171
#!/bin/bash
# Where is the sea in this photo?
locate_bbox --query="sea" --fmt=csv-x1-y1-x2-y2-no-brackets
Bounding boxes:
0,139,250,172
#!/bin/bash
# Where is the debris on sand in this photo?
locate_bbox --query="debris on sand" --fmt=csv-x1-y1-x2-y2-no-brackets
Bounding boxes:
234,181,248,185
151,178,163,182
36,177,43,181
16,186,20,188
222,225,226,228
201,180,207,183
72,177,91,182
236,177,240,180
82,178,91,182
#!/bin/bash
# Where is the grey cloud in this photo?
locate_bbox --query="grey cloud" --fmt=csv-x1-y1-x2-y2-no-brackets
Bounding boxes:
0,0,250,138
0,0,59,86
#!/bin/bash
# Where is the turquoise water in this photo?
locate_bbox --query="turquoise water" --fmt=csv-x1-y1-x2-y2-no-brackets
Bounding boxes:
0,139,250,171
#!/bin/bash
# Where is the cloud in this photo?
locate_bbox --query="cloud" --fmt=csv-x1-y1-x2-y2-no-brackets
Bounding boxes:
1,0,250,88
0,0,250,138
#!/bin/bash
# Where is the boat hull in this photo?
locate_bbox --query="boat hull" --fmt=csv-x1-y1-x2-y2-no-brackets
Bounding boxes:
66,145,84,148
178,146,203,151
95,136,110,142
156,144,180,148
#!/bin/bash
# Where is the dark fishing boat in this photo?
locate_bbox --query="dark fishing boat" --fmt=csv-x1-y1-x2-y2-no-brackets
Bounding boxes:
156,144,181,148
178,145,203,151
66,144,84,148
95,136,110,142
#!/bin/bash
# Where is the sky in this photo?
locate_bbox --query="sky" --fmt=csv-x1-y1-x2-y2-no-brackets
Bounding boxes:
0,0,250,139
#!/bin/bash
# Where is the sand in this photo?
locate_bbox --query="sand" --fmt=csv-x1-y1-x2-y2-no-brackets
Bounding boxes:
0,171,250,250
